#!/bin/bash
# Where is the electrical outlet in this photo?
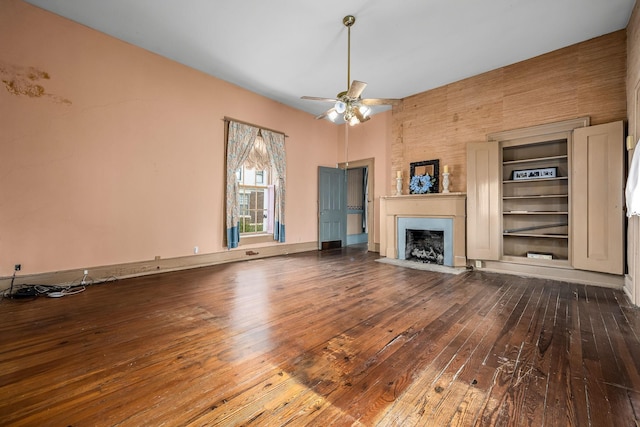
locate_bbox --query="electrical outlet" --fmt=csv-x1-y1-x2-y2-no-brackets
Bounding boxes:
194,246,199,254
475,260,482,269
14,264,21,271
83,269,88,275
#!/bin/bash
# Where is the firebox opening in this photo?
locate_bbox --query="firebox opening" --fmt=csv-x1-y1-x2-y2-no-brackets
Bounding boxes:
405,229,445,265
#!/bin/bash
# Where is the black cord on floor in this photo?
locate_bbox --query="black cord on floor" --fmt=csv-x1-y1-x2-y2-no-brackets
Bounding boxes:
7,269,17,299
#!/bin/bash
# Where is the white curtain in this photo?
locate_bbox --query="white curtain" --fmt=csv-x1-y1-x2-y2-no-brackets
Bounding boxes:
363,167,369,233
244,134,271,171
261,129,286,242
626,139,640,217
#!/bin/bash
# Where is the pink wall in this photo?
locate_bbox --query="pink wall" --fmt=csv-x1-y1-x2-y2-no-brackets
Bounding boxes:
1,0,389,276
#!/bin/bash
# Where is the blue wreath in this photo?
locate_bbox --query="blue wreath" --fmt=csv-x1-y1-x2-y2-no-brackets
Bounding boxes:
410,174,435,194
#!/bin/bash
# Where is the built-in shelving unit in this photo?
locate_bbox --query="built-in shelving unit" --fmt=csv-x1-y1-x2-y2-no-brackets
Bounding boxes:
467,118,624,283
501,139,569,265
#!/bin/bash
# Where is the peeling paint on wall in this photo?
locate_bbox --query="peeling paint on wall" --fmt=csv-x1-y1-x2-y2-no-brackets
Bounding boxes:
0,61,71,105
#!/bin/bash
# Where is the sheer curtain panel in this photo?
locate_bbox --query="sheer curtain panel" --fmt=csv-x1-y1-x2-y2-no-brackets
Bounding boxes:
261,129,286,242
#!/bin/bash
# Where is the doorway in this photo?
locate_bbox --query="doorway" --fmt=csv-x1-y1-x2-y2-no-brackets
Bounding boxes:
345,167,368,246
339,158,375,252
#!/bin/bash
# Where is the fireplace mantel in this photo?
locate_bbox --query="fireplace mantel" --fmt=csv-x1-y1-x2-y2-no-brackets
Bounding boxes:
380,193,467,267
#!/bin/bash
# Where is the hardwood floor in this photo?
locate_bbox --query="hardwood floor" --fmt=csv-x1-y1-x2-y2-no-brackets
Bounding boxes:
2,246,640,426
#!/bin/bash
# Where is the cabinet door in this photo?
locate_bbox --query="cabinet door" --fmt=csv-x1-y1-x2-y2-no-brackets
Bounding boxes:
467,141,500,260
572,121,624,274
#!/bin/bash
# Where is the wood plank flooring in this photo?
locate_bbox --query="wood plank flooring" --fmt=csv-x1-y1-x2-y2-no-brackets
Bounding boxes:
2,246,640,426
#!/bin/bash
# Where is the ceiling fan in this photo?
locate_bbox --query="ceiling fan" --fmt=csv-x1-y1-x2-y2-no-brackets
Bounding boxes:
301,15,401,126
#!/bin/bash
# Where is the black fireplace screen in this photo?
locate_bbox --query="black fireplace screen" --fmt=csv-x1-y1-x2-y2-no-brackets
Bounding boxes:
405,229,444,264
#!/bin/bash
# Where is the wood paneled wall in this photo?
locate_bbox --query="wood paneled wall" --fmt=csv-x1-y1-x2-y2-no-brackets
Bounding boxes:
392,30,627,194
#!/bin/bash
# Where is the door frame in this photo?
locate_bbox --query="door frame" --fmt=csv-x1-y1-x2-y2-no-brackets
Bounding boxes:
626,80,640,305
338,157,375,252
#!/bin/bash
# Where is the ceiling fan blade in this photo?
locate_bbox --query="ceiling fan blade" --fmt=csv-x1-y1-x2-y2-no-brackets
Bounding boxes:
346,80,367,99
301,96,339,103
360,98,402,106
315,108,336,120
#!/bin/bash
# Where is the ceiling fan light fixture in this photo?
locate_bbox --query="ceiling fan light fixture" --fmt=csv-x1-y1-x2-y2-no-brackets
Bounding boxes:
301,15,400,126
353,105,370,124
344,108,353,121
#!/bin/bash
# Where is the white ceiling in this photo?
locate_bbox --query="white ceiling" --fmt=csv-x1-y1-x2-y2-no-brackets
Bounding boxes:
25,0,636,120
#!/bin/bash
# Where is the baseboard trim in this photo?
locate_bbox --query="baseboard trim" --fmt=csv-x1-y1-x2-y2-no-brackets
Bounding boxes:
624,274,635,304
478,260,624,289
1,242,318,289
347,233,368,245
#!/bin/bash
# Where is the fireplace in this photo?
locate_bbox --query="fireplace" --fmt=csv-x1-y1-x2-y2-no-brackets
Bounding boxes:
406,229,444,264
380,193,467,267
380,194,466,267
398,217,453,266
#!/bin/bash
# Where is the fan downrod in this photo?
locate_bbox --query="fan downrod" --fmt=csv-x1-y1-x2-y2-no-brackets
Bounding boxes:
342,15,356,96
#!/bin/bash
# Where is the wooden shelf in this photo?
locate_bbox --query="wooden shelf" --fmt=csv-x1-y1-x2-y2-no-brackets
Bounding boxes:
503,194,568,200
503,154,568,166
501,255,570,266
503,177,568,184
503,211,568,215
503,232,568,239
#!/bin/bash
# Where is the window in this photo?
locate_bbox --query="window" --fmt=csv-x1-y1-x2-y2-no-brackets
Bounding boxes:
226,121,286,249
236,163,274,235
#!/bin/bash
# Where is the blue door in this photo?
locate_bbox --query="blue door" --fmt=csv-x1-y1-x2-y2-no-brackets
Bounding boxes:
318,166,347,249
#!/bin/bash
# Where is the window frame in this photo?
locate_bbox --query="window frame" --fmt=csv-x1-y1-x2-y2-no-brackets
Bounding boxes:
236,164,274,240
